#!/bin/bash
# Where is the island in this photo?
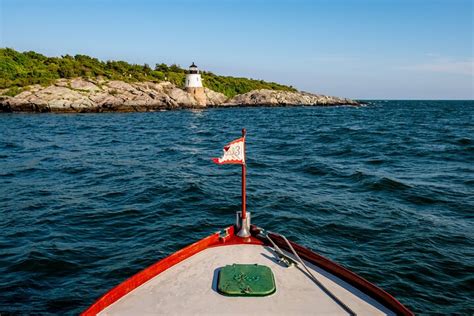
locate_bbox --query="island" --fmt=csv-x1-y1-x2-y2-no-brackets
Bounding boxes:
0,49,360,112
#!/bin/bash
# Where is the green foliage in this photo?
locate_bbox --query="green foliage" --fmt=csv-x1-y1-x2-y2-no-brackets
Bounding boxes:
3,86,24,97
155,63,168,72
201,72,295,97
0,48,297,97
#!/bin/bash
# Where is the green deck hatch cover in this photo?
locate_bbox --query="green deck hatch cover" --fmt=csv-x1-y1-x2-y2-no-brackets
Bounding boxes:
217,264,276,296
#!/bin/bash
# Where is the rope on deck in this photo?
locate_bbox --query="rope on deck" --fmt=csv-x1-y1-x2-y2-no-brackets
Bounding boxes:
265,231,357,316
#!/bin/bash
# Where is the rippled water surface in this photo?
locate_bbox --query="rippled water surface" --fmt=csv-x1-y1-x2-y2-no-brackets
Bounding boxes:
0,101,473,314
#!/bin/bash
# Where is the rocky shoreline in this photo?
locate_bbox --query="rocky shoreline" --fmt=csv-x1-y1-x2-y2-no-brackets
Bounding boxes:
0,78,360,113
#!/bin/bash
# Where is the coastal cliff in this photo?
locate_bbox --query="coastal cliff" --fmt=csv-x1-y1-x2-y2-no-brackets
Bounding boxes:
0,78,359,113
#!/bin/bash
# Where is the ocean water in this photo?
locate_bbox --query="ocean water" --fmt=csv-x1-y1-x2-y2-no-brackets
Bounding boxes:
0,101,473,315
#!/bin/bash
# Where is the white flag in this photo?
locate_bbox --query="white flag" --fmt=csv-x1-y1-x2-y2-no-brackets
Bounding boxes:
212,137,245,165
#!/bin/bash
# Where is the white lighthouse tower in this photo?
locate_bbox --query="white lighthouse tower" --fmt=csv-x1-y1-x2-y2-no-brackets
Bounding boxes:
185,62,206,106
185,62,203,88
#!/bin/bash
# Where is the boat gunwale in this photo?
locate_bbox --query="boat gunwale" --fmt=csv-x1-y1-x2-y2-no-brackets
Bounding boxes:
81,225,262,315
254,228,414,316
81,225,413,316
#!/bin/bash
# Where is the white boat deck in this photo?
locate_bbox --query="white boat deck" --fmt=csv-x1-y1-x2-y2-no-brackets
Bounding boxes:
99,244,395,316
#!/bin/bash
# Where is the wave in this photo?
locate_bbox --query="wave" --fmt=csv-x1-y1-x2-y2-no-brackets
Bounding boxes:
8,250,81,275
369,177,412,191
299,164,334,176
457,137,472,145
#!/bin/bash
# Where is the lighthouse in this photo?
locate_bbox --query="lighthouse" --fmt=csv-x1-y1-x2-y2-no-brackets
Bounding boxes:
185,62,203,88
185,62,206,106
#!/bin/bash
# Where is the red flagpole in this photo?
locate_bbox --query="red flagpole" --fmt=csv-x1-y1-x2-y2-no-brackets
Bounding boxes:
241,128,247,220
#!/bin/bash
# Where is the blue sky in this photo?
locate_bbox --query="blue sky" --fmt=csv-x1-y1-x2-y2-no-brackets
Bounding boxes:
1,0,472,99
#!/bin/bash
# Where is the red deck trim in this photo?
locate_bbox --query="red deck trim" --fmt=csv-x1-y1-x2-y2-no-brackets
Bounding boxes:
257,229,413,316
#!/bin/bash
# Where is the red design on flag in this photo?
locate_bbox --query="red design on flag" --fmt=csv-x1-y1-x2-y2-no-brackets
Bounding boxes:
212,137,245,165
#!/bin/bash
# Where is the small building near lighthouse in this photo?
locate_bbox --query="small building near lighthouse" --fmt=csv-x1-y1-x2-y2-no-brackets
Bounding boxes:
185,62,206,106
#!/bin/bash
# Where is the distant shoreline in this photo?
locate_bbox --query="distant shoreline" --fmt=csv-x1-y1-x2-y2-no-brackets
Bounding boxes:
0,78,360,113
1,49,360,113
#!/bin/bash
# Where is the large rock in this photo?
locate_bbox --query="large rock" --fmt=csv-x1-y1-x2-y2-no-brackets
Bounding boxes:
204,88,228,105
1,85,94,112
69,78,100,91
224,89,359,107
169,87,198,107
